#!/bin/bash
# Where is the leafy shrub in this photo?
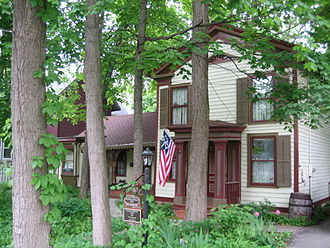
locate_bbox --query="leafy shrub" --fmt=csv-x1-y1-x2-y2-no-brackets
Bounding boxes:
53,232,108,248
0,183,12,248
112,217,130,233
65,185,81,198
54,197,92,218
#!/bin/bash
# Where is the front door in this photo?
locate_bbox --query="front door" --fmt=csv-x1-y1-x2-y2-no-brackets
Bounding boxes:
226,142,240,204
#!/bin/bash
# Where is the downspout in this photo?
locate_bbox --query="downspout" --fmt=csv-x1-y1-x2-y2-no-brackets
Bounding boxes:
309,127,312,198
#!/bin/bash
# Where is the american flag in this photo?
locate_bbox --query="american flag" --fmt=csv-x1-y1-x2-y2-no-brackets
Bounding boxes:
158,131,176,187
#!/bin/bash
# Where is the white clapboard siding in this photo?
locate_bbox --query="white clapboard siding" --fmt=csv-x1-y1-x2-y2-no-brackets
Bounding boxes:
0,170,12,182
240,124,294,208
298,123,311,195
311,124,330,203
155,85,176,198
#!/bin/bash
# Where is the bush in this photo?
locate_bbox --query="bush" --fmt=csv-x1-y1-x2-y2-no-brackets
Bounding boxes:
54,197,92,218
0,183,12,248
53,232,108,248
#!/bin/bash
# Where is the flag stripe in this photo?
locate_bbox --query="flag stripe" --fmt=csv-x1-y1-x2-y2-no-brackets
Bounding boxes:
158,131,176,187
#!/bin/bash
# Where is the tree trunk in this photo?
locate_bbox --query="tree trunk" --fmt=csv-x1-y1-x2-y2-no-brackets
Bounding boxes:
79,139,89,199
84,0,111,245
133,0,148,181
11,0,51,247
185,0,209,221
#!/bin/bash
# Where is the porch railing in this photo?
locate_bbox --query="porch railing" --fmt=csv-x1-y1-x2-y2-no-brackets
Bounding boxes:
225,181,240,204
0,170,12,183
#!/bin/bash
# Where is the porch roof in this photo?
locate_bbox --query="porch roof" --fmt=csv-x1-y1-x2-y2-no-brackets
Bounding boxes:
77,112,157,149
168,120,245,133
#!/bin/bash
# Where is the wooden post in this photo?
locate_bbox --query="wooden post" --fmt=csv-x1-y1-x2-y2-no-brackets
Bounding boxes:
174,142,185,204
214,141,227,200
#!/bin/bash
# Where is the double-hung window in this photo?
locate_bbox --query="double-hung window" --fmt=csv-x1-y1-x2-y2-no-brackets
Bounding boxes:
171,87,188,125
252,76,273,121
251,136,275,185
3,146,12,160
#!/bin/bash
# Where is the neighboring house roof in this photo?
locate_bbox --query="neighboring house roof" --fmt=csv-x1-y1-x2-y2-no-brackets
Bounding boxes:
78,112,157,150
47,80,122,138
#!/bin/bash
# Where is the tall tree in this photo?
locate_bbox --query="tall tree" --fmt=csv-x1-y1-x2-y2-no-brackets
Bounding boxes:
185,0,209,221
11,0,51,247
84,0,111,245
133,0,148,180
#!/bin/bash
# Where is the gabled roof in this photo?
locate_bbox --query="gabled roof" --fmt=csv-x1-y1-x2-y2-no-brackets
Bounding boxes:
153,24,294,78
47,80,122,138
78,112,157,150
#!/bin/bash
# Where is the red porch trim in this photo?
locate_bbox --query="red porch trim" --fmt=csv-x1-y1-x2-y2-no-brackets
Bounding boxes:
155,196,174,203
174,142,186,197
214,141,227,199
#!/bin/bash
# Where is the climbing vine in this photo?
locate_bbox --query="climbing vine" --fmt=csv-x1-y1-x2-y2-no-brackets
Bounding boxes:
31,133,68,222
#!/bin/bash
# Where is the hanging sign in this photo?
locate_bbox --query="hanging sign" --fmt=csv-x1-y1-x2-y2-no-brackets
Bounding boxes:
124,194,142,208
123,208,142,224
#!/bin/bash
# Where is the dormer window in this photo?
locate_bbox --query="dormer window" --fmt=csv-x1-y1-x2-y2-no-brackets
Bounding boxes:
252,76,273,122
171,87,188,125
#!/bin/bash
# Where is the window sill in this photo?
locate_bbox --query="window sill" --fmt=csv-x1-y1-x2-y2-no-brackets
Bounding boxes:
249,120,277,125
247,184,279,188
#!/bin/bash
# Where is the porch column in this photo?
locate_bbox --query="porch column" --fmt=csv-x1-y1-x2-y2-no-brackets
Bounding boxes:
174,141,185,204
214,141,227,201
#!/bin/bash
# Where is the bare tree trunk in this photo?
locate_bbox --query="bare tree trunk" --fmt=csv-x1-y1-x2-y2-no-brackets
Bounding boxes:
11,0,51,247
185,0,209,222
84,0,111,245
79,139,89,199
133,0,148,180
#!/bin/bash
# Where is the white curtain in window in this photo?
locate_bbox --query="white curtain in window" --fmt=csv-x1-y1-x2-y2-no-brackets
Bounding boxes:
173,107,187,124
253,100,273,121
173,88,187,105
252,161,274,183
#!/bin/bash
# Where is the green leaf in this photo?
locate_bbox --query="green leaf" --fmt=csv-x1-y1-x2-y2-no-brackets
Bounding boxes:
33,69,44,78
40,195,50,206
46,156,61,168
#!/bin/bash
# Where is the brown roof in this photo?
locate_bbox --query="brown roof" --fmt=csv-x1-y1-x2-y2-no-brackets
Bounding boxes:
78,112,157,149
47,81,121,138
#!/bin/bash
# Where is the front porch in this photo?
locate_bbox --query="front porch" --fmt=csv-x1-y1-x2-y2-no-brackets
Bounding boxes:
169,120,245,210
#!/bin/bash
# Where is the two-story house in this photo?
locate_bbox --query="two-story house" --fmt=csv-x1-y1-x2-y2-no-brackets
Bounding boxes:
152,24,330,210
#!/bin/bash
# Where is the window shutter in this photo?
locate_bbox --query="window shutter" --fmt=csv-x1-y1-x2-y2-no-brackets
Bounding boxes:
188,85,192,124
236,78,249,124
159,88,169,129
276,135,291,187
